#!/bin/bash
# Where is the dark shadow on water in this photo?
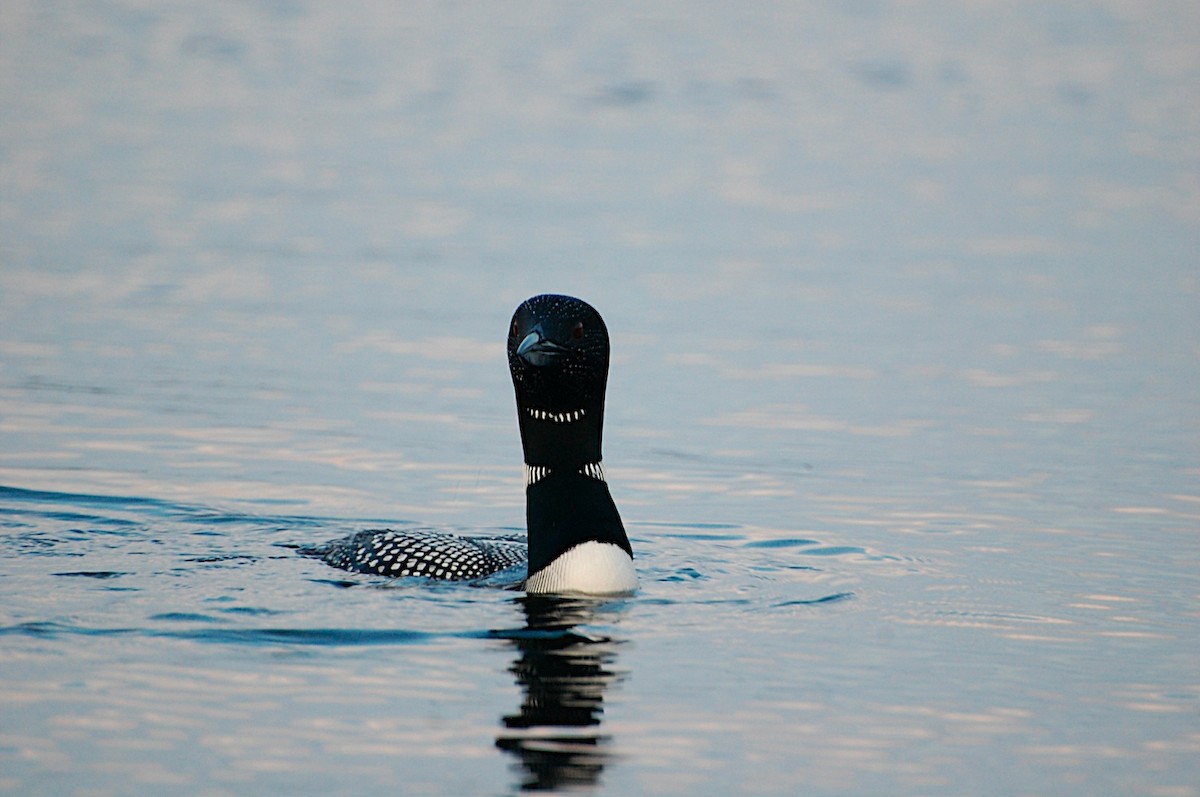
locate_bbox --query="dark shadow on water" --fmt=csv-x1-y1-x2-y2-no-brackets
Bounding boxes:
492,594,629,792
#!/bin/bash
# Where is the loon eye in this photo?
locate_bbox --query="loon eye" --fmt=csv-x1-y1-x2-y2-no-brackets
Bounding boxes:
572,321,585,340
510,319,519,338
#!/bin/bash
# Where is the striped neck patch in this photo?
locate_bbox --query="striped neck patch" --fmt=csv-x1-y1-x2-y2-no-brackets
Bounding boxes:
524,464,551,487
579,461,606,482
524,461,607,487
527,407,586,424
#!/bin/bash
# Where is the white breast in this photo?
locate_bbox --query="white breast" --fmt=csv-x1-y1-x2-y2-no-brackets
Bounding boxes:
525,541,638,595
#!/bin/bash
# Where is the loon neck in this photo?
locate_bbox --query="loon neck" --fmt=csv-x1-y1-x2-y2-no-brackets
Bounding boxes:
517,400,605,470
517,396,629,574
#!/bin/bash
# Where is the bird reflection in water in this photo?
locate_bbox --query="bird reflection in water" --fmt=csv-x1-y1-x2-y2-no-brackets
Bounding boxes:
493,594,629,791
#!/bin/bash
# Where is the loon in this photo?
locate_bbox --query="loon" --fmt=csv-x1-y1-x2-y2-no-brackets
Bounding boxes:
303,294,637,595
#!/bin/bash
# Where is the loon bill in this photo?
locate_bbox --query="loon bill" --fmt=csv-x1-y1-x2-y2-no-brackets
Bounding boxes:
303,294,637,595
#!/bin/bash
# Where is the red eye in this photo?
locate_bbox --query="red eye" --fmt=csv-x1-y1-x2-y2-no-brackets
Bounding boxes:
510,319,519,338
572,321,585,339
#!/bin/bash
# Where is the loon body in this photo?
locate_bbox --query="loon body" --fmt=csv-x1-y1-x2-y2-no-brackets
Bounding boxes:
304,294,636,595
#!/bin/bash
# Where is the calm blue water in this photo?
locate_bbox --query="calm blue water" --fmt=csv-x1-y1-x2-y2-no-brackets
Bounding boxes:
2,2,1198,795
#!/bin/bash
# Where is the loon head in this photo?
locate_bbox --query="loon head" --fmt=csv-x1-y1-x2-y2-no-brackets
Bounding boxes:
507,294,610,469
507,294,634,593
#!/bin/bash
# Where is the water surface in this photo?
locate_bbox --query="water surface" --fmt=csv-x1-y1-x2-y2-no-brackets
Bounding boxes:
2,2,1198,795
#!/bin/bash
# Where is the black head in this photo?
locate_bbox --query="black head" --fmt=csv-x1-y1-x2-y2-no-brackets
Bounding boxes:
508,294,611,467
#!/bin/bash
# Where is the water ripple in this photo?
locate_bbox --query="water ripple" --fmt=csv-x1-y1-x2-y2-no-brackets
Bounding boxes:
0,620,469,647
772,592,855,607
